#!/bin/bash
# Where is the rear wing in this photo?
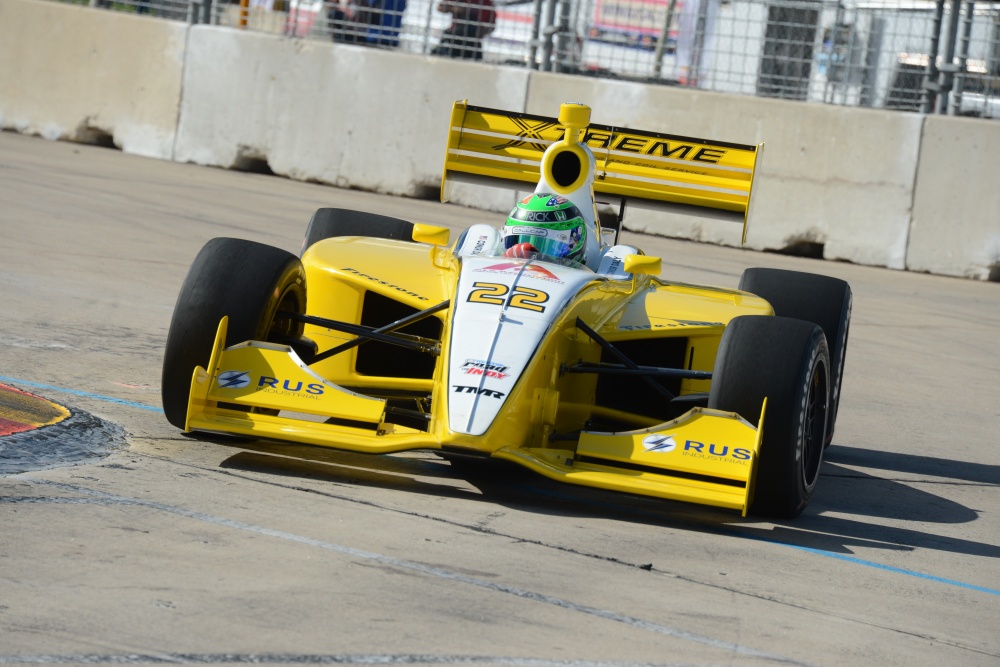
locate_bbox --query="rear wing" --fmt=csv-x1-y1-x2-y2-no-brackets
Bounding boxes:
442,101,763,242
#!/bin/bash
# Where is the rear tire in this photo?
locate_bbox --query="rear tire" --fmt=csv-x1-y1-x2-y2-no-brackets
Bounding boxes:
301,208,414,256
161,238,307,430
709,316,830,518
739,268,850,446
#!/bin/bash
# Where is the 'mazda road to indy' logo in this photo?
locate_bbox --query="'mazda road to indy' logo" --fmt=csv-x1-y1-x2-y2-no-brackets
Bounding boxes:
476,262,561,282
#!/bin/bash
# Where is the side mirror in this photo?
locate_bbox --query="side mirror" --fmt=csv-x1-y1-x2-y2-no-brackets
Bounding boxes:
412,224,451,247
623,254,661,276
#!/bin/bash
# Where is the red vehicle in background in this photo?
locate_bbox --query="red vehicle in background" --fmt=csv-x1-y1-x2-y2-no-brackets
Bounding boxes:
588,0,679,50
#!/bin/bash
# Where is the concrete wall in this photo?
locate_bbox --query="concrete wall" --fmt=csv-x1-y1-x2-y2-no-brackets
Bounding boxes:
526,76,925,269
2,0,997,281
908,116,1000,281
174,26,529,207
0,0,187,159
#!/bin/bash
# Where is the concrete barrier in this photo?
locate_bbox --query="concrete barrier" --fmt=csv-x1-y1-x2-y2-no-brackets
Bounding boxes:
526,74,924,270
907,115,1000,280
175,26,528,210
2,0,997,280
0,0,187,159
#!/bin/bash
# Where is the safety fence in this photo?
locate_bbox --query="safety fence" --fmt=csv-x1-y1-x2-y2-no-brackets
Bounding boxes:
74,0,1000,118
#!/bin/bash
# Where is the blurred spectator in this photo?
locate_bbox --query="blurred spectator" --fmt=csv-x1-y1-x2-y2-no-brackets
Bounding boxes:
329,0,406,47
328,0,360,43
674,0,720,86
432,0,496,61
366,0,406,46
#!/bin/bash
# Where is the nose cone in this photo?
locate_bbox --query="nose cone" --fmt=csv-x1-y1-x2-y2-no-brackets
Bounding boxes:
447,256,597,436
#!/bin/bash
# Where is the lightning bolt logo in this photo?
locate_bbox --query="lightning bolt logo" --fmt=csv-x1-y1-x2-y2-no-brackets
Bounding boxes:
217,370,251,389
642,434,677,453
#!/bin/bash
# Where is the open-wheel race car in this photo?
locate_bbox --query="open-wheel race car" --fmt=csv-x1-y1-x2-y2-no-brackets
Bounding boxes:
161,102,851,518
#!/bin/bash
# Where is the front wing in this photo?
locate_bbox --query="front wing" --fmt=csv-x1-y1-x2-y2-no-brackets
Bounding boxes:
186,318,764,515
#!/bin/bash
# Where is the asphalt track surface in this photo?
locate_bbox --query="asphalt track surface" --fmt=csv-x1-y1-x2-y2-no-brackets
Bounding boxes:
1,132,998,667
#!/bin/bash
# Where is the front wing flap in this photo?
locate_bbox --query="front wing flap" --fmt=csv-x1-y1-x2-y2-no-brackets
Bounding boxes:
495,404,765,516
185,318,435,453
185,320,765,514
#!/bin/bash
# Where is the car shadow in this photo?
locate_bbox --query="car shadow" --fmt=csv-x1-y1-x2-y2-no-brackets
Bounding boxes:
746,442,999,558
444,451,1000,560
212,440,483,502
209,434,1000,561
824,443,999,486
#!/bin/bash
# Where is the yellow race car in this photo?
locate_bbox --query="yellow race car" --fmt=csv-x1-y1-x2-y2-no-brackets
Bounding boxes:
161,102,851,518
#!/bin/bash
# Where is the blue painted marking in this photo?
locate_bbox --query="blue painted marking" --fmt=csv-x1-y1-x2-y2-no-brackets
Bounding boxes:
2,376,996,598
782,543,1000,596
0,375,163,413
522,485,1000,597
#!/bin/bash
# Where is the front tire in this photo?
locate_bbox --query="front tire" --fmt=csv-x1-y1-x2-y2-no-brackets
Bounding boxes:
709,316,830,518
739,268,850,446
301,208,414,256
161,238,307,430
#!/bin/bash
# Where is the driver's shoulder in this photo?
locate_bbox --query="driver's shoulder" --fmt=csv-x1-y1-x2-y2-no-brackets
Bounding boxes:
594,244,640,277
454,223,503,258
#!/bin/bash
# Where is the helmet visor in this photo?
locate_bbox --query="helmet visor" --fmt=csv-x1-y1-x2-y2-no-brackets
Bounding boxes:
503,226,579,259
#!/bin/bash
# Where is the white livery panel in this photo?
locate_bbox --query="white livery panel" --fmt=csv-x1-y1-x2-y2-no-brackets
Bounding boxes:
447,256,596,435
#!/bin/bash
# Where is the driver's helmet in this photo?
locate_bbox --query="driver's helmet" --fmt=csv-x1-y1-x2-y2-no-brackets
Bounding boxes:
501,194,587,264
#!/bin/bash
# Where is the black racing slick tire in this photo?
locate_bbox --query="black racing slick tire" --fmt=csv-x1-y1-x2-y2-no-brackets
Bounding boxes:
708,316,830,518
739,268,851,447
161,238,307,430
300,208,414,256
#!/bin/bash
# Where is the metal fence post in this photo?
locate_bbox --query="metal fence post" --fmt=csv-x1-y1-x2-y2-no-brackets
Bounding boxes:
554,0,572,72
528,0,545,69
921,0,946,113
949,0,975,115
187,0,211,24
652,0,680,79
422,0,436,55
541,0,558,71
992,11,1000,77
935,0,963,113
689,0,710,87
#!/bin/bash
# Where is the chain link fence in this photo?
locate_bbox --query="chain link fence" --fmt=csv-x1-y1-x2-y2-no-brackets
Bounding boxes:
75,0,1000,118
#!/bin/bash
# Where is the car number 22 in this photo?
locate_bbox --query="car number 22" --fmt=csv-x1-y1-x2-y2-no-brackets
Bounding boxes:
467,282,549,313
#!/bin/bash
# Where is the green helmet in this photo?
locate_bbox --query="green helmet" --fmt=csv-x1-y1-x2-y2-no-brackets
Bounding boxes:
502,194,587,264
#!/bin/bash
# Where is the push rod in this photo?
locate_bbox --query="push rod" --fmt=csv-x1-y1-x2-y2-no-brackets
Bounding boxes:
575,318,676,401
281,308,445,357
564,362,712,381
307,300,450,364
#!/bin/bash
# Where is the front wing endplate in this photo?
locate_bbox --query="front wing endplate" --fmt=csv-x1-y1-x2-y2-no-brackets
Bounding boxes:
496,403,765,515
184,318,766,513
184,318,432,452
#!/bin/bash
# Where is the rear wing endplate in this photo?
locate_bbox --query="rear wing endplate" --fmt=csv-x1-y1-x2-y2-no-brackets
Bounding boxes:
442,101,763,242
